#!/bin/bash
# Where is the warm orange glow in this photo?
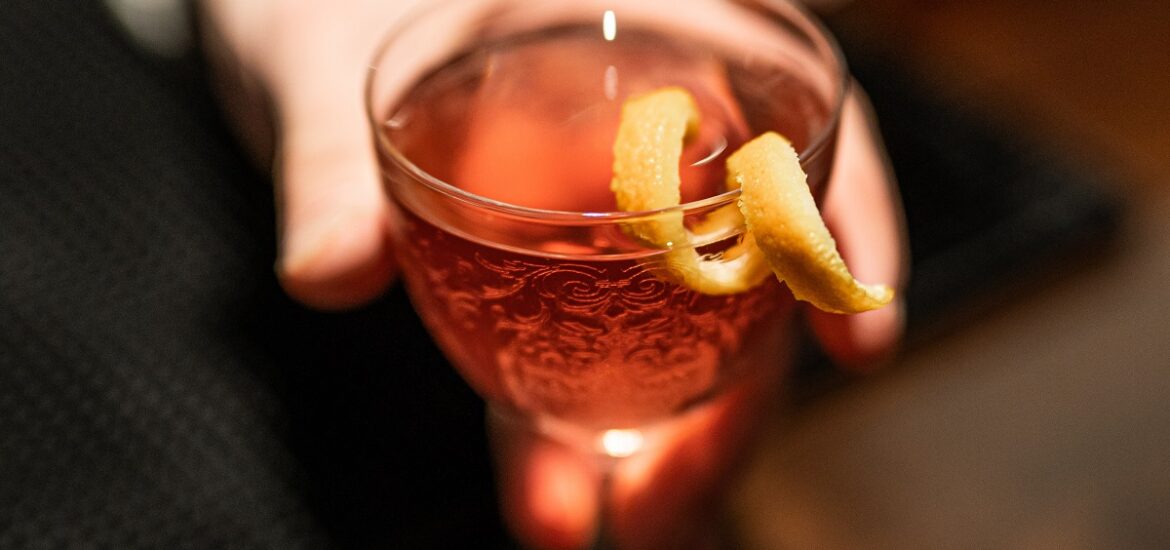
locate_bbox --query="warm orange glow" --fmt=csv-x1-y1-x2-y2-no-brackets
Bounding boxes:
510,443,597,550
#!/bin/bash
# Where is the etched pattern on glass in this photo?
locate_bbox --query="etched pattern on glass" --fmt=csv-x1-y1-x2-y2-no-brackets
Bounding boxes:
399,217,780,424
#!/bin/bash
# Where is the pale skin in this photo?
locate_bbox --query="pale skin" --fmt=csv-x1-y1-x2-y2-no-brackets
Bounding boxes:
199,1,906,548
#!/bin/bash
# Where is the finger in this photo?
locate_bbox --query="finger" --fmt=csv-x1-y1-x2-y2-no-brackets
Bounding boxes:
808,87,909,368
490,412,598,550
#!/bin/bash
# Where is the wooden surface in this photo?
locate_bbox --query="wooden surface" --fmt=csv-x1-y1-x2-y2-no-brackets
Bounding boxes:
733,2,1170,547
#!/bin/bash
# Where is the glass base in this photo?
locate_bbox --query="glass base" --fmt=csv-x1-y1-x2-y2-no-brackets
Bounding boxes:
486,402,750,550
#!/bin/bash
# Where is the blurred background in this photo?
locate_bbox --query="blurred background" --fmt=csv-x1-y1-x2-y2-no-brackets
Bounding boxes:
734,1,1170,548
1,0,1167,548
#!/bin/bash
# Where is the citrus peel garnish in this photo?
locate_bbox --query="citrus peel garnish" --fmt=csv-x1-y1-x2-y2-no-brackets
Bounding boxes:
610,87,770,295
731,132,894,313
611,87,893,314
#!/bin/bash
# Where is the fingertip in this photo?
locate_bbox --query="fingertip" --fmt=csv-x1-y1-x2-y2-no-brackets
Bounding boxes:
808,298,905,370
494,432,597,550
277,206,396,310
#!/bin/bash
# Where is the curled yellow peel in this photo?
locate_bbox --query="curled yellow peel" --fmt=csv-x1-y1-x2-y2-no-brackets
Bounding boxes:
730,132,893,313
610,87,770,295
611,88,893,313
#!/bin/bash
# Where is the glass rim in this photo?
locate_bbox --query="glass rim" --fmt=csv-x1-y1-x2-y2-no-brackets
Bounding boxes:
365,0,849,224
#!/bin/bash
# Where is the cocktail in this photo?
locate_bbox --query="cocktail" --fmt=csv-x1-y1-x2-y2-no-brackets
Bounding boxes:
366,0,883,547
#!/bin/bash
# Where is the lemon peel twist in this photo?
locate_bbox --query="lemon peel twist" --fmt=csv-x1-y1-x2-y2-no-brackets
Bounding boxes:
610,87,771,295
610,87,893,314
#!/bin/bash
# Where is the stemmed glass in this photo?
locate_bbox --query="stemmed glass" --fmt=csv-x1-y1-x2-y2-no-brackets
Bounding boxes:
366,0,846,547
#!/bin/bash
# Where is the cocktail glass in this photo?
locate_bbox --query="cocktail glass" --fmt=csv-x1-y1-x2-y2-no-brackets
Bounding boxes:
366,0,846,547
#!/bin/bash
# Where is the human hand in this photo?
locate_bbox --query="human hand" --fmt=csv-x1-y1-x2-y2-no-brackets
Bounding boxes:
199,2,905,548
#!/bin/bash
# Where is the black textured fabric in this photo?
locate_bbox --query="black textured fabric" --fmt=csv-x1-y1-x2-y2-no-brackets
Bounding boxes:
0,1,505,548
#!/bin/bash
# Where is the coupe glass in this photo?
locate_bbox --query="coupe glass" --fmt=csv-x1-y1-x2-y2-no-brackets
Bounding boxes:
367,0,846,546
